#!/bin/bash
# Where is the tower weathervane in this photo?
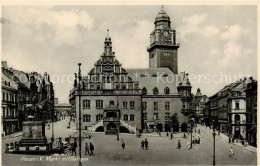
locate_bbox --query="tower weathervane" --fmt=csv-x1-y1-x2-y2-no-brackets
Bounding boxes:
162,5,164,10
107,29,109,36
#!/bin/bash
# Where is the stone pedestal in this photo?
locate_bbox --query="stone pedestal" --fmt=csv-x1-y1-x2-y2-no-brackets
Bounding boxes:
19,121,48,146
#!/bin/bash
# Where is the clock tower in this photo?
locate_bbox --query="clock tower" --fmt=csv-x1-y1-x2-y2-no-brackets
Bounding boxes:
147,6,180,74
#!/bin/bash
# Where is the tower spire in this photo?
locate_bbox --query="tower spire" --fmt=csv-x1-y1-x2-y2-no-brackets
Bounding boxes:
161,5,164,10
107,29,109,37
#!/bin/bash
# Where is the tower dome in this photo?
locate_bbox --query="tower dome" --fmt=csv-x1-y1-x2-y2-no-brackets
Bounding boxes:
155,8,170,22
154,6,171,29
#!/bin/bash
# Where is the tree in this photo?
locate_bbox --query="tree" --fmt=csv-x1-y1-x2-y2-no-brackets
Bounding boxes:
170,114,179,132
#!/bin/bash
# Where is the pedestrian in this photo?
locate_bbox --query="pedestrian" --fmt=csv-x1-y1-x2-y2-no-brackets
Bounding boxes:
166,131,169,137
141,140,145,149
177,140,181,149
187,141,191,150
71,143,77,156
183,133,186,139
144,138,149,150
229,147,234,158
198,129,200,134
170,133,173,140
122,139,125,149
85,142,89,155
90,142,94,156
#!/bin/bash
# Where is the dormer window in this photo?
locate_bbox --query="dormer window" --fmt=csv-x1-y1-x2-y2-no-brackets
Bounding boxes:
153,87,159,95
164,87,170,95
142,87,147,95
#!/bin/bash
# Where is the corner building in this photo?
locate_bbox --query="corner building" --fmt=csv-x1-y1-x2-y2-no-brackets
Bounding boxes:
69,8,193,133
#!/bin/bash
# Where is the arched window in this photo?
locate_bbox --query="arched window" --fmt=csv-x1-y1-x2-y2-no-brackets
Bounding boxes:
96,114,103,122
142,87,147,95
130,114,135,121
153,87,159,95
123,114,128,121
83,114,91,122
164,87,170,95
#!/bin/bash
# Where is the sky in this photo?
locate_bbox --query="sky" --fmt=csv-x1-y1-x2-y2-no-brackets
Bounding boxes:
2,5,257,103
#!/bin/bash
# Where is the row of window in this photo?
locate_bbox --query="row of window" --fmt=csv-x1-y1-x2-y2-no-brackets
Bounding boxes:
2,107,17,117
83,100,136,109
123,114,135,121
142,102,170,111
2,92,16,102
83,100,172,111
142,87,170,95
143,112,170,120
82,114,135,122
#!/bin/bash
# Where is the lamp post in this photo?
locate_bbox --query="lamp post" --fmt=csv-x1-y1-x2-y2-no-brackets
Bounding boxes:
189,118,194,149
77,63,82,166
212,119,216,166
51,103,54,143
117,95,119,141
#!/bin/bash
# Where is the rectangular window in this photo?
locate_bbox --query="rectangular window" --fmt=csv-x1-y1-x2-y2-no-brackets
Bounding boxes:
165,113,170,119
154,113,159,120
235,102,239,110
142,102,147,110
2,93,5,101
96,100,103,109
165,102,170,110
123,102,127,109
143,113,147,120
154,102,159,110
83,114,91,122
183,104,186,108
130,101,135,109
83,100,91,109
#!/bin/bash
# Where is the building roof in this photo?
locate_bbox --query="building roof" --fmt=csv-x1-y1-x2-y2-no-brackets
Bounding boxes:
155,7,170,22
126,68,182,95
55,103,71,107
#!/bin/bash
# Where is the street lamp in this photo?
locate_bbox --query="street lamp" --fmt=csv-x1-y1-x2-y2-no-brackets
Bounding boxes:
51,102,54,143
117,95,119,141
189,118,194,149
77,63,83,166
212,119,216,166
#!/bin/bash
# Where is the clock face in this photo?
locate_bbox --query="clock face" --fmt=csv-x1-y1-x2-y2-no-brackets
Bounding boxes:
163,30,169,37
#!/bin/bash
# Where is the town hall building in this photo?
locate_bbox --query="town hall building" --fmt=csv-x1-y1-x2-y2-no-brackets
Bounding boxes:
69,7,193,134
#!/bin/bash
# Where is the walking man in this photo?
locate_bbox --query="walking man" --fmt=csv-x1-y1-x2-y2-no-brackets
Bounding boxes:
177,140,181,149
122,139,125,149
141,140,145,150
85,142,89,155
170,133,173,140
71,143,77,156
144,138,149,150
90,142,94,156
229,147,234,158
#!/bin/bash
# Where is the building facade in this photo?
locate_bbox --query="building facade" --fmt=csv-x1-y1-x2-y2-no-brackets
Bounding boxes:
245,77,257,147
69,8,193,134
206,78,254,142
1,69,19,136
1,61,55,135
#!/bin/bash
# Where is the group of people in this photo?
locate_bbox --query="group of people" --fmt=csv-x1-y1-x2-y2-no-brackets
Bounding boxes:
70,141,95,156
85,142,95,156
141,139,149,150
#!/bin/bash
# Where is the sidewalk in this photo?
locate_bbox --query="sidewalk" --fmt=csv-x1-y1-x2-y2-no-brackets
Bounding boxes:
200,125,257,153
2,131,23,140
